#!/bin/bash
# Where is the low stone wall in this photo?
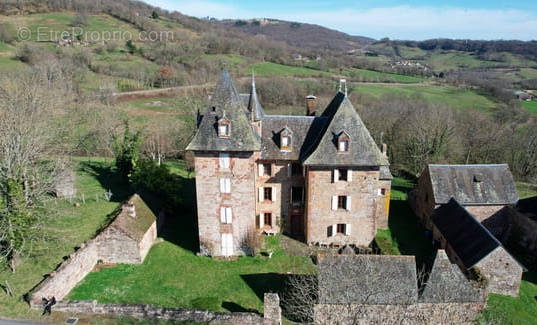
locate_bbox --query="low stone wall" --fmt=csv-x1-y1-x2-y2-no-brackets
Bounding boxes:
54,300,263,325
28,240,100,307
314,302,484,325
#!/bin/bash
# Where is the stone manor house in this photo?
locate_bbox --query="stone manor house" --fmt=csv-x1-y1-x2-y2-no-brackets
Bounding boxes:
187,70,392,256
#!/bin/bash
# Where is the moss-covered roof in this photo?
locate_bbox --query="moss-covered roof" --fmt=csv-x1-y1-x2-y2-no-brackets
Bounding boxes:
110,194,156,242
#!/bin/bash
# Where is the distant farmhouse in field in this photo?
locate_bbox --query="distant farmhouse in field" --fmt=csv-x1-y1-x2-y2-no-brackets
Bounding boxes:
187,70,392,257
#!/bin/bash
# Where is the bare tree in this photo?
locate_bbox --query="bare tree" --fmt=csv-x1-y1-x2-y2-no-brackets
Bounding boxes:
0,67,73,270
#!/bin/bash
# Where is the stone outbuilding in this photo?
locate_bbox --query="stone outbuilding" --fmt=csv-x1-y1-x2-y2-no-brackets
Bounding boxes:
98,194,158,264
28,194,157,306
53,168,77,198
411,164,518,229
482,196,537,270
313,253,485,324
432,199,524,297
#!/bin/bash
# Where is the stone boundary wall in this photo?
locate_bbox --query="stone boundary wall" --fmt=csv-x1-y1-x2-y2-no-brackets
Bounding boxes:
28,240,100,307
314,302,485,325
51,300,281,325
28,198,157,306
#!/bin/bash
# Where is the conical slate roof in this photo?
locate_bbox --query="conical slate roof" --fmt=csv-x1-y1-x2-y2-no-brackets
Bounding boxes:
303,92,388,166
247,77,265,121
186,70,261,152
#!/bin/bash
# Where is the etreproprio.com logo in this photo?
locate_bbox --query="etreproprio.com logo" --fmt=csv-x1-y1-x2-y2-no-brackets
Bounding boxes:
17,26,174,42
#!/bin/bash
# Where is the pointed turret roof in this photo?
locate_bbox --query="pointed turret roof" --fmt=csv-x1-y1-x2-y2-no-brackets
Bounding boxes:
302,92,388,166
186,70,261,152
247,75,265,121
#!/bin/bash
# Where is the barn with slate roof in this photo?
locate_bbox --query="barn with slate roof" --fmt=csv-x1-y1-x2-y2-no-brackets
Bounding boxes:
187,70,392,256
432,199,523,297
411,164,519,228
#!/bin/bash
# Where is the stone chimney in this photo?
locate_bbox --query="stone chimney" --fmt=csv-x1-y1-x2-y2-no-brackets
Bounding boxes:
382,143,388,157
124,202,136,218
306,95,317,116
339,79,347,96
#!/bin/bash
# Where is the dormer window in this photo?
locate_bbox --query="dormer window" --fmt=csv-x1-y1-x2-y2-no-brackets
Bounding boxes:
218,112,230,138
337,131,350,152
280,127,293,152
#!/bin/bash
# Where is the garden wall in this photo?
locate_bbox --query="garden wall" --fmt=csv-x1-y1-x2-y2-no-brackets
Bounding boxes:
51,295,282,325
53,300,264,325
314,302,484,325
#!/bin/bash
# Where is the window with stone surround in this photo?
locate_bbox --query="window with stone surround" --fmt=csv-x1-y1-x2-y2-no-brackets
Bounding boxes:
220,206,232,224
219,153,230,169
264,213,272,226
264,187,273,201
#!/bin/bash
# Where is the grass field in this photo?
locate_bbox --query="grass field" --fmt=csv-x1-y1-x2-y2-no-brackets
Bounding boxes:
0,12,139,42
352,84,498,111
522,101,537,116
0,158,127,321
247,61,331,78
338,68,425,83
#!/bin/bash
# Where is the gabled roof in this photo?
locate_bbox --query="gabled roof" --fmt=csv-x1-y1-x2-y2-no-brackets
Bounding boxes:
186,70,261,152
420,250,483,303
302,92,388,166
260,115,327,160
109,194,156,242
427,164,518,205
432,199,501,269
517,196,537,220
318,254,418,305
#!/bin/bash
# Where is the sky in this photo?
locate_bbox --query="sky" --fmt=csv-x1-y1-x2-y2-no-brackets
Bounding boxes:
146,0,537,40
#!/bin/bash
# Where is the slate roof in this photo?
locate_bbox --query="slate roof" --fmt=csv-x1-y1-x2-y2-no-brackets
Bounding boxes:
427,164,518,205
420,250,483,303
302,92,389,166
260,115,327,161
516,196,537,220
247,78,265,121
186,70,261,152
188,71,389,169
318,254,418,305
109,194,156,242
380,166,393,180
432,199,501,269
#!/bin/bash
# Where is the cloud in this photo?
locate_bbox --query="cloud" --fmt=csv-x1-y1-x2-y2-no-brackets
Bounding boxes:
148,1,537,40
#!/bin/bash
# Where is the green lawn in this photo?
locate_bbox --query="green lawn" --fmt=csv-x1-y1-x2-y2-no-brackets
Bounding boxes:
0,158,129,320
340,68,425,83
69,235,315,313
352,84,498,111
522,101,537,116
374,178,435,267
67,159,314,313
478,272,537,325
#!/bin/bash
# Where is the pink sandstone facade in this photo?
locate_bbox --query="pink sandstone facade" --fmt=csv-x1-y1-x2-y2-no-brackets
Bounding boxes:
187,70,392,256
